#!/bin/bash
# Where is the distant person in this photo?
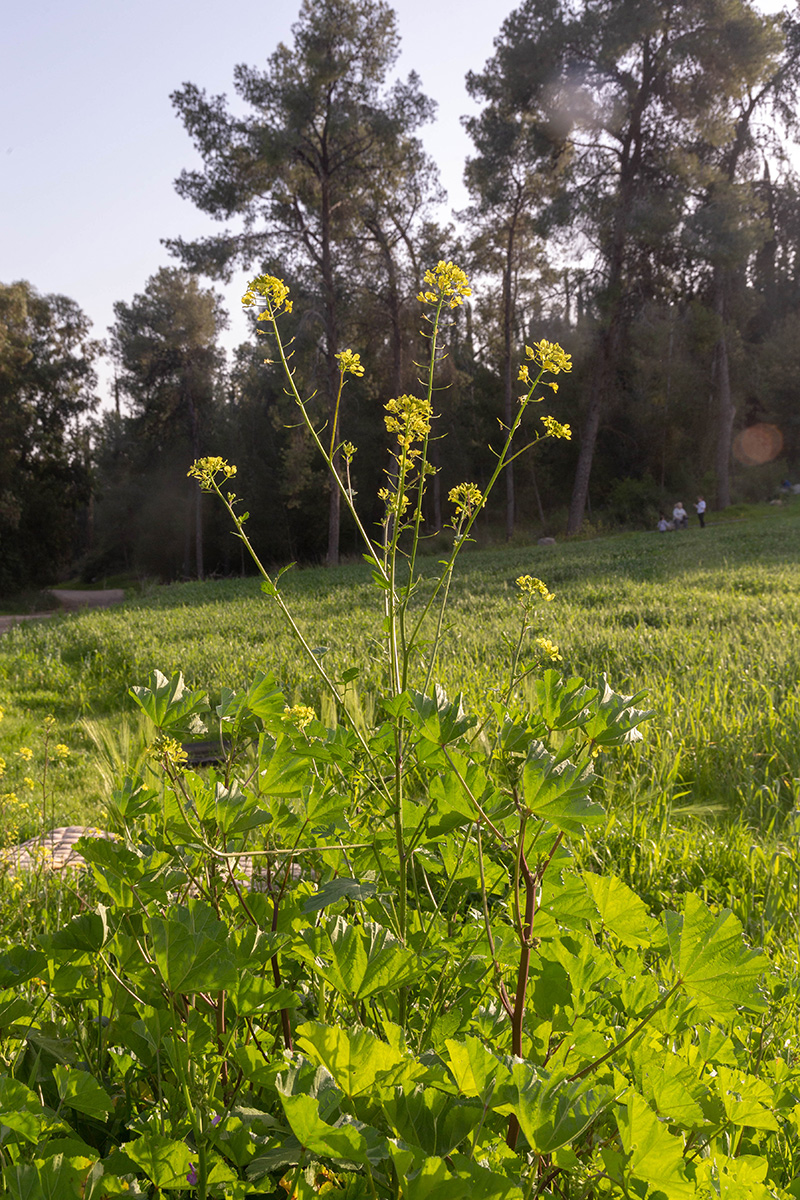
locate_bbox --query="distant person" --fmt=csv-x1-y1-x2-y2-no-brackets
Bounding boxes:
672,501,688,529
657,514,671,532
694,495,706,528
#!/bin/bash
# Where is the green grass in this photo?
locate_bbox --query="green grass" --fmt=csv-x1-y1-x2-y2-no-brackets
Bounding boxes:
1,499,800,944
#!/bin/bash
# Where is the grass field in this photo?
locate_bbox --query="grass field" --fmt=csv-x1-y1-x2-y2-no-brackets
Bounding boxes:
1,500,799,946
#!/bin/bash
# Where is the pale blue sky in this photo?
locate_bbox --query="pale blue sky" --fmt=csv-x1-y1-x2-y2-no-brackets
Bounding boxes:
0,0,788,401
1,0,523,395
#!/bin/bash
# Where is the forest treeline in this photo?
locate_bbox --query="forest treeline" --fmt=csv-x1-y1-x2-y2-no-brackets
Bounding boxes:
3,0,800,588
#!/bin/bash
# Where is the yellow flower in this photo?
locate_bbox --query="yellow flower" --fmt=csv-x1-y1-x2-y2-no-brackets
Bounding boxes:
516,576,554,602
2,792,18,805
342,441,357,463
154,737,188,769
0,757,5,777
540,415,571,440
242,274,293,318
525,340,572,375
417,261,472,309
0,707,4,722
335,349,365,378
448,482,484,518
535,636,563,662
188,457,238,490
54,744,70,760
17,747,33,762
282,704,316,732
23,776,35,790
384,395,432,445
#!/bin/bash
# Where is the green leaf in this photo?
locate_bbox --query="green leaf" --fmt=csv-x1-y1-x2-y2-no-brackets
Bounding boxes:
148,901,238,994
302,878,377,914
665,893,766,1011
129,669,209,732
582,677,652,748
277,1091,377,1165
296,1021,425,1099
296,916,422,1000
408,686,477,745
123,1133,194,1189
52,1066,113,1120
445,1037,512,1104
531,670,598,730
616,1091,694,1200
512,1064,611,1153
383,1088,482,1157
584,872,660,947
0,946,47,989
522,742,603,835
716,1066,779,1131
41,908,110,958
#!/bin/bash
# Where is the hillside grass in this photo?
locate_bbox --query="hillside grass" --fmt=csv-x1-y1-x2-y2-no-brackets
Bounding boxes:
1,499,799,948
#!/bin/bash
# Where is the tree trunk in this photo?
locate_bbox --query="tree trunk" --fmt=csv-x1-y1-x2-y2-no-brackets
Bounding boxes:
503,222,516,542
713,275,734,510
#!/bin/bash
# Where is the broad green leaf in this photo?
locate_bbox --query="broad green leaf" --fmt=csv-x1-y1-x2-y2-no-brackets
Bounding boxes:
383,1088,482,1157
148,901,237,993
584,872,659,947
297,916,422,1000
296,1021,425,1098
531,670,598,731
445,1037,512,1104
3,1155,94,1200
303,878,377,914
540,869,598,931
522,742,603,835
52,1066,113,1120
41,908,110,958
0,945,47,989
123,1133,194,1189
408,686,477,745
512,1064,611,1153
665,894,766,1010
129,669,208,732
277,1091,375,1164
637,1050,707,1128
716,1066,779,1131
581,677,652,748
617,1091,694,1200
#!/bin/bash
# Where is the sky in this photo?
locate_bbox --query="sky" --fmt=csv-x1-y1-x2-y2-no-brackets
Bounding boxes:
1,0,524,399
1,0,788,404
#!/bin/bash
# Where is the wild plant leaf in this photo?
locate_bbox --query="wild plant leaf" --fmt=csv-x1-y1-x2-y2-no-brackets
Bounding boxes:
296,1021,425,1098
530,670,598,731
540,869,599,931
446,1154,525,1200
445,1036,512,1104
581,677,652,748
4,1155,95,1200
408,686,477,745
383,1088,483,1157
664,894,766,1010
297,916,422,1000
511,1063,612,1153
231,974,296,1016
258,742,310,796
302,878,377,914
212,782,271,836
522,743,603,835
41,908,110,958
715,1066,779,1131
616,1091,695,1200
0,946,47,989
148,902,237,994
129,669,209,733
123,1133,195,1189
277,1091,385,1165
0,1078,50,1144
694,1153,773,1200
637,1050,707,1128
385,1150,471,1200
584,872,660,947
52,1066,113,1120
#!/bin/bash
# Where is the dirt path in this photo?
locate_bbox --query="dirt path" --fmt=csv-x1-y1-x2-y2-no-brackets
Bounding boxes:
0,588,125,634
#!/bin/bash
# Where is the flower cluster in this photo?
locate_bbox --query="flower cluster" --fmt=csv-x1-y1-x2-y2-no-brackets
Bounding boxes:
154,737,188,769
242,275,293,317
448,482,484,519
535,636,563,662
17,746,33,762
335,349,365,378
282,704,316,732
541,415,572,440
524,340,572,374
417,261,472,309
516,576,555,602
188,457,238,491
384,395,432,448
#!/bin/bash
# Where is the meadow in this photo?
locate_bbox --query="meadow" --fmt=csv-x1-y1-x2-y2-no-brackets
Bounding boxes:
1,500,800,1198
